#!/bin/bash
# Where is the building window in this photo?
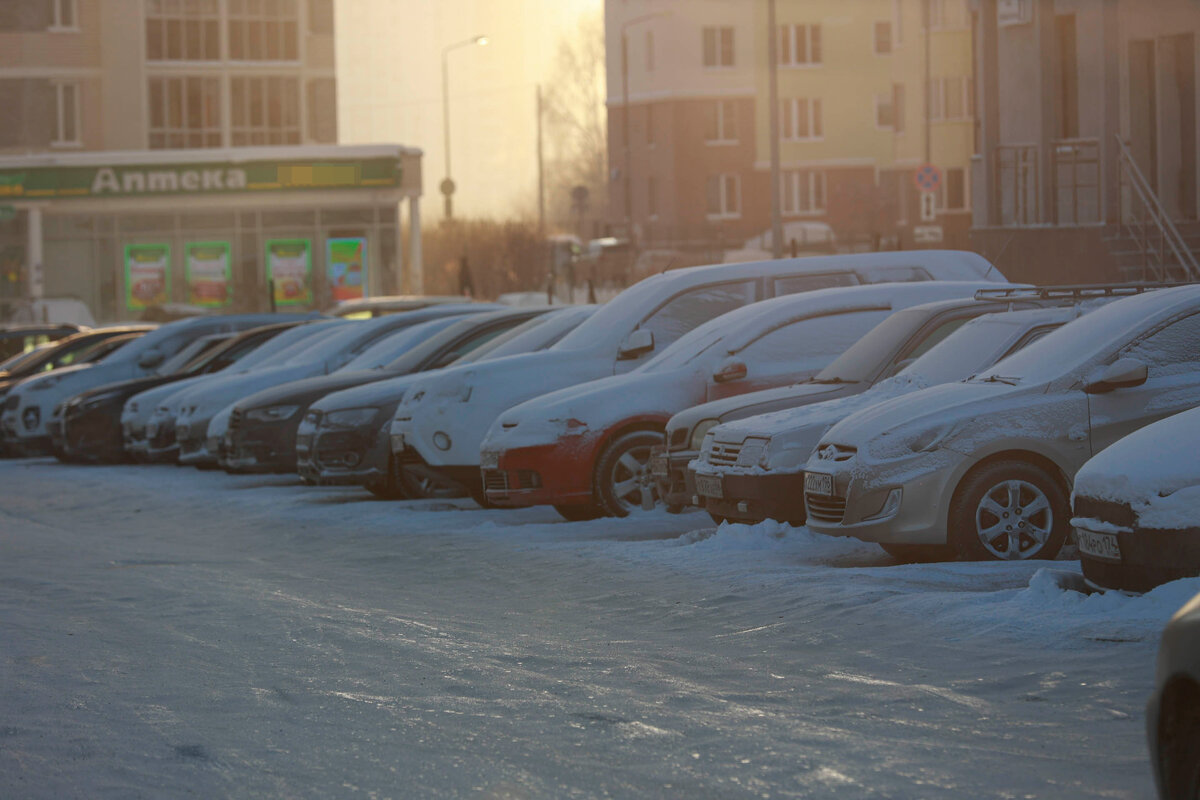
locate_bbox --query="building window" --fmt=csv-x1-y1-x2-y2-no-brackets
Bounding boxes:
779,23,821,66
231,76,301,145
229,0,299,61
52,82,79,146
645,30,655,72
148,76,222,149
781,97,822,141
146,0,219,61
874,21,892,54
308,0,334,35
704,100,738,144
941,166,966,209
306,77,337,143
876,94,894,129
702,26,734,68
706,174,741,218
49,0,77,30
928,0,968,31
928,76,973,121
647,176,658,218
645,104,655,146
782,170,826,215
893,83,906,132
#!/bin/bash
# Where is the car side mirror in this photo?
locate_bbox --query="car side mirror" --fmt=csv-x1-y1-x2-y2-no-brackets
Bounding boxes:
617,329,654,360
712,359,748,384
136,349,164,370
1084,358,1148,394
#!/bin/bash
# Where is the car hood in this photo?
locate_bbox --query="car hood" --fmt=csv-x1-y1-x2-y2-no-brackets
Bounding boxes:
1074,405,1200,506
427,349,614,411
668,380,855,436
235,369,391,414
311,373,426,414
75,372,185,405
169,363,324,416
129,374,214,417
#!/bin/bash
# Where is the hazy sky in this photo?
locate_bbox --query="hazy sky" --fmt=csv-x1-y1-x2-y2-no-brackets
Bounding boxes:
336,0,602,221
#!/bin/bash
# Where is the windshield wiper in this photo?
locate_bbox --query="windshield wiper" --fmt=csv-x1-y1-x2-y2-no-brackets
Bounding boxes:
810,377,856,385
979,374,1019,385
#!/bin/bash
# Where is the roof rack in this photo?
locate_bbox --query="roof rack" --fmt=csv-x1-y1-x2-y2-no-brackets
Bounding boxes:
974,282,1198,303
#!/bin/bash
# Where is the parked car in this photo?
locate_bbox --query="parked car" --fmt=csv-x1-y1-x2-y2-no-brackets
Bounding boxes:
53,321,307,463
1073,405,1200,592
0,323,85,362
1,314,306,456
130,319,348,462
692,303,1083,527
221,305,530,473
802,284,1200,561
476,282,1013,519
387,251,1007,510
0,325,155,402
1147,590,1200,800
299,305,597,498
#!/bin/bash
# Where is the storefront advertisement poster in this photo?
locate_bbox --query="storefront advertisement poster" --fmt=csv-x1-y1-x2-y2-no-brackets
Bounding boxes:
124,243,171,311
185,241,232,307
326,237,367,302
267,239,312,306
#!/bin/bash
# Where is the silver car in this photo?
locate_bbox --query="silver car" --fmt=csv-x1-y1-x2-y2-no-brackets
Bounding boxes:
803,285,1200,561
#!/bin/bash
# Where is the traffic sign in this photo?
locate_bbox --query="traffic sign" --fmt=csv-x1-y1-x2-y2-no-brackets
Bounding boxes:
913,224,944,243
914,163,942,193
919,191,938,221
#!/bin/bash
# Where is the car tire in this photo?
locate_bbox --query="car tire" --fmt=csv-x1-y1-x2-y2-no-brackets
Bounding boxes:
365,455,407,500
594,430,664,518
555,503,603,522
949,459,1069,561
879,542,956,563
1158,678,1200,800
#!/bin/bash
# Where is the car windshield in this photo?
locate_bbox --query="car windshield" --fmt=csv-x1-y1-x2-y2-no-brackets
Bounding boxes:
897,314,1037,384
0,343,54,372
155,335,227,376
454,308,589,363
454,314,552,364
338,317,464,371
241,321,347,369
281,322,367,366
813,308,929,384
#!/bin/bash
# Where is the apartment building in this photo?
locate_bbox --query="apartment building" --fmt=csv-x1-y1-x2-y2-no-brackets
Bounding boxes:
606,0,976,254
0,0,423,322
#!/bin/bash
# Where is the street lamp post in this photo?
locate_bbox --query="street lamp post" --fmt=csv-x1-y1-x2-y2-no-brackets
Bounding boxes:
441,35,489,221
620,11,669,246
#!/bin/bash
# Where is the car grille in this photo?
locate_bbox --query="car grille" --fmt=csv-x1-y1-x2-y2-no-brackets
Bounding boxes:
805,493,847,524
707,441,742,467
483,470,509,493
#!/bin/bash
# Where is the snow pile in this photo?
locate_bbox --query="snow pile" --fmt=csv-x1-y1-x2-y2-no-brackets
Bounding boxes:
1074,405,1200,507
673,519,882,562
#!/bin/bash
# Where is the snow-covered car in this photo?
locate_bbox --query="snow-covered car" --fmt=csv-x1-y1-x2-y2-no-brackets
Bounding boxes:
1147,590,1200,800
56,322,305,463
222,305,534,473
172,310,485,468
693,304,1082,526
0,325,155,404
478,282,1007,519
1073,405,1200,592
1,314,302,456
389,250,1007,509
130,319,348,462
802,284,1200,562
299,305,597,498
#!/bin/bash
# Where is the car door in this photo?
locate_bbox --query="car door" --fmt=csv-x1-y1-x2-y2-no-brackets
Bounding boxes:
704,309,894,401
1087,311,1200,455
618,280,757,374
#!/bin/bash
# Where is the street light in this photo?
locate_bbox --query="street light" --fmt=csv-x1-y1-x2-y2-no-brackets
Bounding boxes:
620,11,670,246
441,34,489,221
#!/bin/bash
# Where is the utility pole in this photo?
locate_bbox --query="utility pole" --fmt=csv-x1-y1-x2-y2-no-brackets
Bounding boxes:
536,84,546,236
441,35,489,221
621,30,632,243
768,0,783,259
923,0,932,165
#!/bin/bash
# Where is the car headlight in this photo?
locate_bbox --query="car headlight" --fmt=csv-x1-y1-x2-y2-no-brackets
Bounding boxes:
244,404,301,423
689,419,719,452
735,437,770,469
323,407,378,429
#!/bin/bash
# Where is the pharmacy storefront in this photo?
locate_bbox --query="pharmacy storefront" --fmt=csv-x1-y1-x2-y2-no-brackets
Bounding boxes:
0,145,423,322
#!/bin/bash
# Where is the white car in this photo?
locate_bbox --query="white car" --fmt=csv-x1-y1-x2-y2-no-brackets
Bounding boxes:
389,250,1006,506
803,284,1200,561
1073,404,1200,592
692,304,1082,526
2,314,301,455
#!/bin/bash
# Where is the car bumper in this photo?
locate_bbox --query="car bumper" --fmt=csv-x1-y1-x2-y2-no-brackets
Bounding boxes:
693,468,806,525
651,447,696,509
296,424,389,486
482,441,593,507
1077,524,1200,593
60,410,126,462
223,426,296,473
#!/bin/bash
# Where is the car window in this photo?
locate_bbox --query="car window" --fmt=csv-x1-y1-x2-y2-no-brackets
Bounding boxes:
736,310,893,369
438,320,528,367
858,265,933,283
1121,312,1200,371
638,281,756,351
898,316,973,364
772,272,859,295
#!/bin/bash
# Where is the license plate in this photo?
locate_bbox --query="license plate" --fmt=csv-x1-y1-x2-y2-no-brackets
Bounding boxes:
804,471,833,496
480,450,499,470
650,453,668,477
695,473,723,499
1077,529,1122,562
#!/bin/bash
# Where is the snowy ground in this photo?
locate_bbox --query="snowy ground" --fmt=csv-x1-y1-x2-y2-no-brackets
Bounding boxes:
1,458,1192,799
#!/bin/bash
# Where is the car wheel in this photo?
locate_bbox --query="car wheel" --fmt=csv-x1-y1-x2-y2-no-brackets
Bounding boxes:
879,542,956,563
949,460,1069,561
365,455,407,500
594,430,664,517
1158,678,1200,800
555,503,603,522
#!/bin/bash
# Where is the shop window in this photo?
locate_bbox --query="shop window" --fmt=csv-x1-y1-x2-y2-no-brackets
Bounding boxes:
148,76,222,149
231,76,300,145
229,0,299,61
146,0,218,61
306,78,337,143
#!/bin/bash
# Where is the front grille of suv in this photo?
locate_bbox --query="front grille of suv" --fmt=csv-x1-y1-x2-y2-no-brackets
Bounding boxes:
805,493,847,524
483,470,509,494
707,441,742,467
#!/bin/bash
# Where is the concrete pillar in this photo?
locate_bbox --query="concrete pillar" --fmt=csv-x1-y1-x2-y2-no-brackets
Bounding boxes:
26,206,43,301
979,0,1001,226
1101,0,1121,225
408,196,423,295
